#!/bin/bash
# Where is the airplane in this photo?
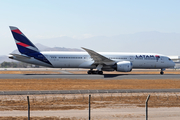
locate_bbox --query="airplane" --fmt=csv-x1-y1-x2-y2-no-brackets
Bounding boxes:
8,26,175,75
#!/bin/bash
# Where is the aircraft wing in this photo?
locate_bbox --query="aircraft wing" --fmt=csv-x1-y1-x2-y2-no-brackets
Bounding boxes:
82,47,116,65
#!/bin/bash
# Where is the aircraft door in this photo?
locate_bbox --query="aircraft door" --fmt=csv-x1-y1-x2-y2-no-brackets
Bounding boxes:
129,56,134,62
160,57,164,63
83,55,89,61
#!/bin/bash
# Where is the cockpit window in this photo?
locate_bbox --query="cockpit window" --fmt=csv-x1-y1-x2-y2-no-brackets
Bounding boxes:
168,58,171,61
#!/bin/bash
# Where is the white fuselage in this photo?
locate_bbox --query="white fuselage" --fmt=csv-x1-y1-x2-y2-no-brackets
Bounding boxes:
13,51,175,70
8,26,176,73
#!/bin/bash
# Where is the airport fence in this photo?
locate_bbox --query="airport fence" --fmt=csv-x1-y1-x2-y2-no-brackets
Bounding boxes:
0,92,180,119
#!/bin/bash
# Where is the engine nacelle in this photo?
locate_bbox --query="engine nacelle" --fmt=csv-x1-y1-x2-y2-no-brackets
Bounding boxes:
116,61,133,72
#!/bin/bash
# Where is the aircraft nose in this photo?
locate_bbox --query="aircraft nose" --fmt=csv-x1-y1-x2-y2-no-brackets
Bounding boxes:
170,61,175,68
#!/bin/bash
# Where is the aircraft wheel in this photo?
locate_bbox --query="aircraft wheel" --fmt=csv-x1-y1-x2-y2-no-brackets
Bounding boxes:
87,70,92,74
92,71,97,74
98,71,103,75
160,71,164,75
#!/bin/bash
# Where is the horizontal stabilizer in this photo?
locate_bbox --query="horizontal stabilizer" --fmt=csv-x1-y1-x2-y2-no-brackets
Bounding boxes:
9,54,31,59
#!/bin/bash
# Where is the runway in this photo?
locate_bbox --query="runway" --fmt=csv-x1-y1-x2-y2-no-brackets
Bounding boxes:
1,74,180,79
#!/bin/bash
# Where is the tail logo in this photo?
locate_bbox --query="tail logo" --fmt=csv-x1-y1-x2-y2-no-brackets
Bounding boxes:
10,26,52,66
15,40,39,52
16,41,29,47
12,29,22,34
10,26,40,53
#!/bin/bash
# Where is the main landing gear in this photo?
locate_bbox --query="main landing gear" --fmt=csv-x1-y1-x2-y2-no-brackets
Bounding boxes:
88,65,104,75
87,70,103,75
160,68,165,75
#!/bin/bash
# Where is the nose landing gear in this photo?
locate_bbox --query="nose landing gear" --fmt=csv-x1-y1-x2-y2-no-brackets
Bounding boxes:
160,68,165,75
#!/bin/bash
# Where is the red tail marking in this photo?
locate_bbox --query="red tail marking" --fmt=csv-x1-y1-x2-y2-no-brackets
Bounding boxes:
17,42,29,47
12,29,22,34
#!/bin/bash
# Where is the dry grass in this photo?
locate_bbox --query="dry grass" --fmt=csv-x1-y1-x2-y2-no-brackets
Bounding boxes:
0,78,180,91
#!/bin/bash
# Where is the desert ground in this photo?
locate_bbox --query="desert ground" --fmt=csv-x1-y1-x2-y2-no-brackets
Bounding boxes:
0,69,180,120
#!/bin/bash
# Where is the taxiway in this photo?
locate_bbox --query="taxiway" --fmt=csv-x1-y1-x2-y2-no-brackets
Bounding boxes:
1,74,180,79
1,89,180,95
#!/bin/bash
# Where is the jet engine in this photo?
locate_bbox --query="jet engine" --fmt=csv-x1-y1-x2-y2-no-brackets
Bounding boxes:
115,61,133,72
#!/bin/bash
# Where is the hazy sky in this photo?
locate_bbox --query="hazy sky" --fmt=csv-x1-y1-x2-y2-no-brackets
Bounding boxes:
0,0,180,55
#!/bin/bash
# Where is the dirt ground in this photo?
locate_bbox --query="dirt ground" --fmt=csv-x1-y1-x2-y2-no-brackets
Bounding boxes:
0,116,71,120
0,107,180,120
0,93,180,111
0,93,180,120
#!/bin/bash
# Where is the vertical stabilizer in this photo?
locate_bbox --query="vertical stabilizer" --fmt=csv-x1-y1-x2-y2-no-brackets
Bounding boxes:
9,26,52,66
9,26,40,55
